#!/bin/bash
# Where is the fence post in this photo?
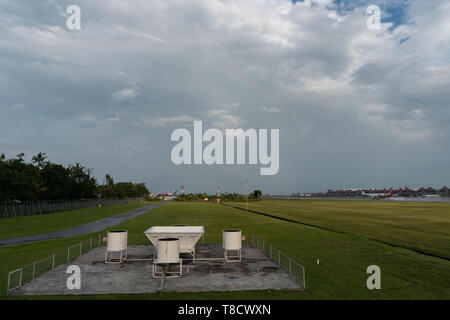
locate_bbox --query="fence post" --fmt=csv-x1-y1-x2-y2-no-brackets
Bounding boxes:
278,250,281,266
59,271,63,293
270,245,272,260
52,254,55,269
7,272,11,296
32,262,36,280
67,247,70,263
289,258,292,276
98,233,101,247
302,266,306,289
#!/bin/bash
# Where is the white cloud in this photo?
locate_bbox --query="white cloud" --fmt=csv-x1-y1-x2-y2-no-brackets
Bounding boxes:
222,102,242,108
141,115,197,127
263,106,282,113
141,109,244,130
106,115,120,122
115,25,166,43
12,103,27,110
207,109,244,129
112,87,139,102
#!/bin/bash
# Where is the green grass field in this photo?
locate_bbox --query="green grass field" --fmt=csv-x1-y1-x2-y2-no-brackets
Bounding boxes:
1,200,449,299
228,199,450,259
0,201,157,240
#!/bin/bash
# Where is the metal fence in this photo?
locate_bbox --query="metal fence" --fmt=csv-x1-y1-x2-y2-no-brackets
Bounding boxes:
0,198,144,219
6,233,104,296
251,234,306,289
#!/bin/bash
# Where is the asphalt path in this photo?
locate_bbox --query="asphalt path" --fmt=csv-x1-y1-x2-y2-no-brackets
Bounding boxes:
0,201,168,247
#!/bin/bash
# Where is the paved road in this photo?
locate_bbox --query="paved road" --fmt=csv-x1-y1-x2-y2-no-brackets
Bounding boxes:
0,201,168,247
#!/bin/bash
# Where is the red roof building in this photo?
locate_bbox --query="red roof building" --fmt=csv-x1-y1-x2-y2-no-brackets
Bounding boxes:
426,187,436,194
439,186,449,196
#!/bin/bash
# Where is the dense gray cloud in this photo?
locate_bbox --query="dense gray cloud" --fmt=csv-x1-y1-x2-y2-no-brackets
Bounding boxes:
0,0,449,194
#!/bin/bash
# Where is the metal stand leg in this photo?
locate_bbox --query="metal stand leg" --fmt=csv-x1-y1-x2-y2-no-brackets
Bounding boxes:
224,249,242,262
152,260,182,278
105,249,127,264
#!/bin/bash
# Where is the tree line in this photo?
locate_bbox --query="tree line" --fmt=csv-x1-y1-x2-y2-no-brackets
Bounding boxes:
97,174,149,199
175,190,262,202
0,152,149,201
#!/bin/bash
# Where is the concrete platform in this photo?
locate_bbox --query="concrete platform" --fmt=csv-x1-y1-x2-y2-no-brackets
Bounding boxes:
11,244,302,296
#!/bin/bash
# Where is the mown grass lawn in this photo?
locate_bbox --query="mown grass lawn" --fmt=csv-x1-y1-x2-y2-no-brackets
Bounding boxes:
1,201,449,299
0,201,158,240
228,199,450,259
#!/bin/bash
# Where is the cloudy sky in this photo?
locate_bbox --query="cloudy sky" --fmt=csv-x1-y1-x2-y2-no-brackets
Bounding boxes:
1,0,449,194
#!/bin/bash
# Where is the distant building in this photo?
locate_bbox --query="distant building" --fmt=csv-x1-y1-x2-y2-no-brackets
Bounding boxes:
321,185,448,198
425,187,436,195
439,186,449,197
417,187,427,196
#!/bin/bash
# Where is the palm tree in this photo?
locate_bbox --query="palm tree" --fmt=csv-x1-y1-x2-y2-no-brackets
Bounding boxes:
16,152,25,162
105,174,114,187
31,152,47,168
105,174,114,197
